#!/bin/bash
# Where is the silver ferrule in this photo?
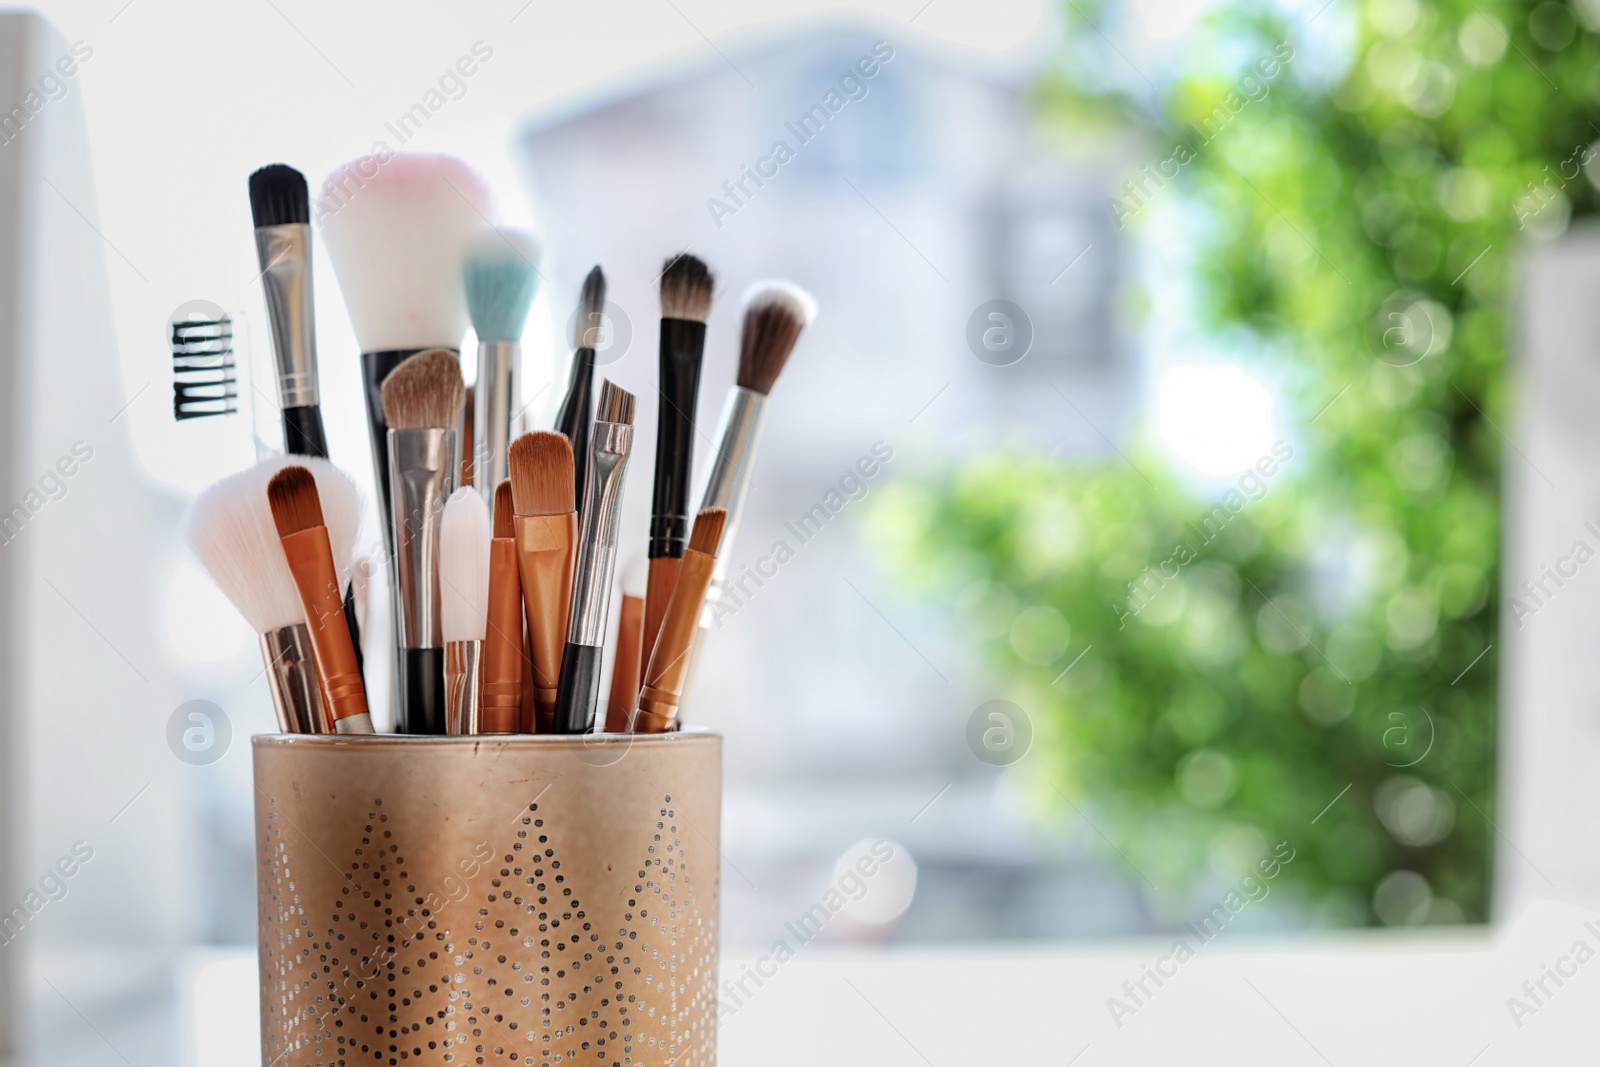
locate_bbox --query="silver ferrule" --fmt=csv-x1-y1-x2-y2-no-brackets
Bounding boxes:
568,419,634,645
260,624,327,734
698,387,768,615
387,427,460,649
446,640,482,735
255,223,319,409
473,340,518,499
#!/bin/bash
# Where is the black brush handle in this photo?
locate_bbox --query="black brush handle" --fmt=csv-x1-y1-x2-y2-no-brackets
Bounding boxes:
651,319,705,558
554,346,596,506
551,642,603,734
400,646,446,735
281,404,328,459
360,349,429,554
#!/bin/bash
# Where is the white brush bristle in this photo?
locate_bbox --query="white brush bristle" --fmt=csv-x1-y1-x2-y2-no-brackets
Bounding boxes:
318,153,493,353
186,459,304,633
619,549,649,600
186,456,364,635
439,487,490,642
742,279,818,326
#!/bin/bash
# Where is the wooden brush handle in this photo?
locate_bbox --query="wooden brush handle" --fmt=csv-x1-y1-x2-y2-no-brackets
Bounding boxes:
604,594,644,733
640,555,680,685
515,513,577,726
635,549,715,733
479,538,523,734
279,526,368,722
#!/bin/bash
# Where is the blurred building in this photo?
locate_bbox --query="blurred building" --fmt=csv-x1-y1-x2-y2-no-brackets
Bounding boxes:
516,21,1156,946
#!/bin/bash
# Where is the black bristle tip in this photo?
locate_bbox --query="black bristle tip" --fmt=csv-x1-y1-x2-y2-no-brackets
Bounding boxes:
249,164,310,228
573,266,607,350
659,253,714,321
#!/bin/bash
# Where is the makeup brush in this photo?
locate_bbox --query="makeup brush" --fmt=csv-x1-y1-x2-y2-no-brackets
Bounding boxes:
465,227,541,502
482,480,526,734
381,348,465,734
508,431,577,733
440,487,489,736
552,381,636,734
633,508,727,734
319,153,490,552
643,254,714,682
268,466,374,734
249,164,326,457
554,266,605,506
187,459,325,733
681,281,817,700
459,385,475,488
603,550,648,733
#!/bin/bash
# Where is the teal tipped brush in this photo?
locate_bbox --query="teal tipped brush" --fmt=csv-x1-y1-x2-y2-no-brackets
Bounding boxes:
465,227,542,501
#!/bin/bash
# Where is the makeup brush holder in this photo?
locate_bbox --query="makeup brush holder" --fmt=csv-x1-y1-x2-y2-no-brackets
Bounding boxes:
253,732,722,1066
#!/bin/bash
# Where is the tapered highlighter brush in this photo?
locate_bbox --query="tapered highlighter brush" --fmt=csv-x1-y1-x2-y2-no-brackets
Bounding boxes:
465,228,541,501
551,381,636,733
186,456,353,733
633,507,727,734
440,487,489,735
554,266,605,506
603,550,648,733
381,349,465,734
508,431,577,733
267,466,374,734
483,481,527,734
319,153,490,552
681,281,817,700
643,254,715,681
249,164,327,456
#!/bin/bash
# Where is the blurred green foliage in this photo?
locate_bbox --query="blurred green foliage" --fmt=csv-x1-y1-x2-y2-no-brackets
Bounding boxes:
870,0,1600,925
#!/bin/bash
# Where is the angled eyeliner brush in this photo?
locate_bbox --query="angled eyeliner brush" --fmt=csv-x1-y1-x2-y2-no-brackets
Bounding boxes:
554,266,605,506
642,254,714,681
552,381,636,733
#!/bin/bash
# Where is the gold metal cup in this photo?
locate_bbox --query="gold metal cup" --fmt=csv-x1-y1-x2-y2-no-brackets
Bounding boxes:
253,731,721,1066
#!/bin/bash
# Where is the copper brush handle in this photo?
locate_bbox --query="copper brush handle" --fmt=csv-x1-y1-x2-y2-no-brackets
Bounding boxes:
604,593,644,733
480,537,525,734
634,547,716,733
640,556,680,683
279,526,373,733
514,512,577,728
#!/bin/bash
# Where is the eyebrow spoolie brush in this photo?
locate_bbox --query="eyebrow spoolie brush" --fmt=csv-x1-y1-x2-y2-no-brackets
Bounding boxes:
554,266,605,506
508,432,576,733
465,227,541,500
381,349,465,734
552,381,636,734
268,466,374,734
643,254,714,683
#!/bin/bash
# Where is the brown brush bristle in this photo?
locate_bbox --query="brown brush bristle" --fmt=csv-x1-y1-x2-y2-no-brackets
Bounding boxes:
493,480,515,538
596,379,636,425
738,301,806,395
508,432,575,517
267,465,325,538
659,253,714,322
688,507,727,557
380,348,464,430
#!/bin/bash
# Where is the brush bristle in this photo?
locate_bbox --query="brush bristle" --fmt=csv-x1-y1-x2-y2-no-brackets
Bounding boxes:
573,266,607,350
267,466,324,538
688,507,728,556
619,549,648,599
186,460,304,633
380,349,465,430
249,164,309,228
596,379,636,425
464,227,541,343
508,432,576,517
493,480,515,538
318,153,491,352
659,254,714,322
737,281,815,395
440,487,490,642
